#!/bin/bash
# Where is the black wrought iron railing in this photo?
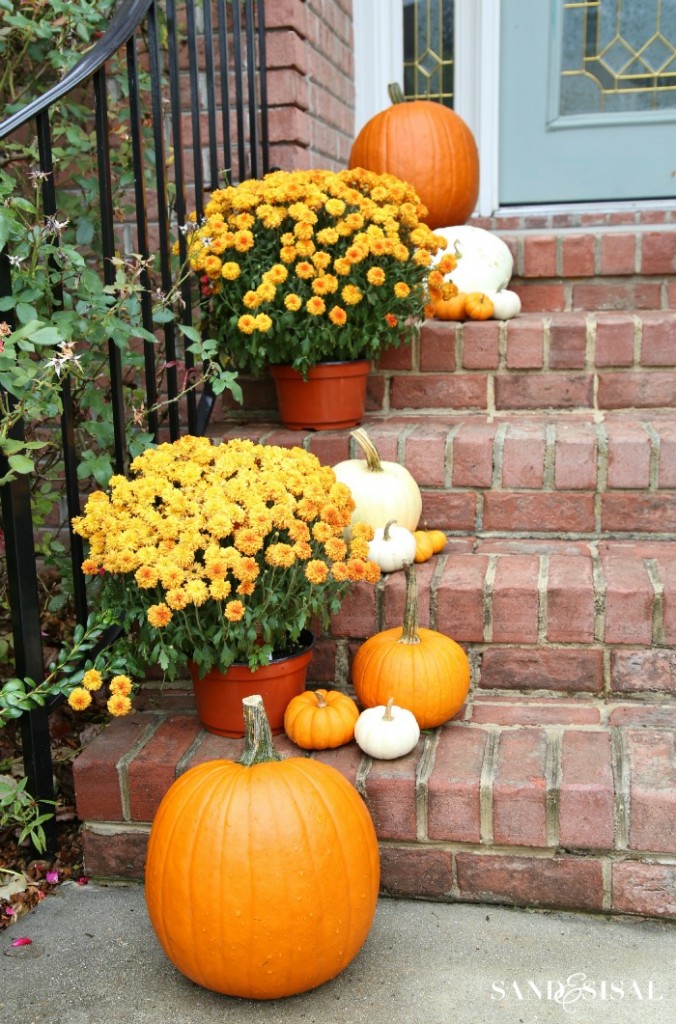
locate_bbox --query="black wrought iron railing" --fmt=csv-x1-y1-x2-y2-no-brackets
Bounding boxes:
0,0,268,852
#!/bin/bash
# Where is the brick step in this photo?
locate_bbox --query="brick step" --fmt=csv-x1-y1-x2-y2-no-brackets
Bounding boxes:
496,224,676,313
72,692,676,919
333,539,676,698
218,310,676,420
217,414,676,538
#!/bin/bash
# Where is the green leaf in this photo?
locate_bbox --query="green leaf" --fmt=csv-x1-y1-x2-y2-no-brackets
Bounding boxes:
178,324,201,343
7,453,34,475
15,302,38,325
151,307,176,324
75,218,95,246
0,209,12,250
31,326,64,346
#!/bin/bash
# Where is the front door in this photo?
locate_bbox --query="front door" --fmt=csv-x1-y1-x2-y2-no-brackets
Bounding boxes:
499,0,676,204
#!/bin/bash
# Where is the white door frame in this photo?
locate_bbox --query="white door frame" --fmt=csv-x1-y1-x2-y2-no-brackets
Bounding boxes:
353,0,501,217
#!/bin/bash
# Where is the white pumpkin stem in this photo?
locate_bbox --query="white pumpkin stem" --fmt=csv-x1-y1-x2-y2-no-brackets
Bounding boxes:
350,428,384,473
238,695,282,766
399,563,421,645
383,519,397,541
383,697,395,721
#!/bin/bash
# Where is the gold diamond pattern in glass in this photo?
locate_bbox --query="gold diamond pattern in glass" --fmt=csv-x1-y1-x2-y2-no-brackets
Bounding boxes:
402,0,455,107
560,0,676,114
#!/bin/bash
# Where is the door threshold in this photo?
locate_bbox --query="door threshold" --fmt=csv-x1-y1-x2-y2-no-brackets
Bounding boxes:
493,198,676,217
472,198,676,231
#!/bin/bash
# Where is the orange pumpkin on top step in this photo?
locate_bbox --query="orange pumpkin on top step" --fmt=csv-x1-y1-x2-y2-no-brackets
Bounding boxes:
349,84,480,230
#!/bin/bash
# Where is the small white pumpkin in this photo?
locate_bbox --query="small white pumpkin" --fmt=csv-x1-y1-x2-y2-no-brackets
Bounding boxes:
354,698,420,760
333,428,422,538
368,520,417,573
432,224,513,293
485,288,521,320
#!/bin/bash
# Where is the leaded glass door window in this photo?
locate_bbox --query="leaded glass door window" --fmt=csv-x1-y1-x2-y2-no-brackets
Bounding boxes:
403,0,455,106
500,0,676,204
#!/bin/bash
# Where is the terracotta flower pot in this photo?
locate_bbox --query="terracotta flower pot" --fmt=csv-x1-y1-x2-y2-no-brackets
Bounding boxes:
188,632,315,737
270,359,370,430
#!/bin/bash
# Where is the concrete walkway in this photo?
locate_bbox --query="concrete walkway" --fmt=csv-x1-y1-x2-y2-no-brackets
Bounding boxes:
1,882,675,1024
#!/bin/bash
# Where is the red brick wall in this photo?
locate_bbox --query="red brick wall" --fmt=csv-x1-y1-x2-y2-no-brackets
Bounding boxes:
265,0,355,171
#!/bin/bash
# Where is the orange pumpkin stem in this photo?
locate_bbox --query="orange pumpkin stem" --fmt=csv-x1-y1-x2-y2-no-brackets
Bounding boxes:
399,563,421,645
387,82,406,105
238,694,283,766
350,428,384,473
315,689,328,708
383,697,395,720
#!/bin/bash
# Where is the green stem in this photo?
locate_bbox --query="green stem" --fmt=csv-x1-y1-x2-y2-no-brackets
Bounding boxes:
350,428,384,472
387,82,406,105
399,562,421,645
238,695,282,766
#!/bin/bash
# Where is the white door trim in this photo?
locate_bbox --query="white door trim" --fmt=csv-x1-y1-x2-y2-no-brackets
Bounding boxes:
454,0,500,216
353,0,404,137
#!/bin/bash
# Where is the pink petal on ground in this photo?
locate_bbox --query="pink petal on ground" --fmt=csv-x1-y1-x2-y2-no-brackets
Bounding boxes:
11,937,32,947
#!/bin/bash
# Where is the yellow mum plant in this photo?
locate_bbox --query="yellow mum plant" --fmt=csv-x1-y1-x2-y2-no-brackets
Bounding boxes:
65,435,379,711
188,167,445,377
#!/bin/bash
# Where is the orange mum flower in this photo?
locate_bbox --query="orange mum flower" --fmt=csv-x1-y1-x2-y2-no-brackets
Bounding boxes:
329,306,348,326
82,669,104,692
68,687,92,711
305,560,329,584
107,693,132,717
110,675,133,696
147,603,172,627
135,565,159,589
224,600,246,622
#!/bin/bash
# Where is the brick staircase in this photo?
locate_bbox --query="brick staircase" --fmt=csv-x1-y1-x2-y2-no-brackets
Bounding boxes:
73,208,676,920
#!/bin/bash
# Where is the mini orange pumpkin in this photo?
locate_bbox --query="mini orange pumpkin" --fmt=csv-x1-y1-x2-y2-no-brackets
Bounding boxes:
352,564,470,729
284,688,359,750
413,530,435,563
464,291,494,320
145,695,380,999
427,529,447,553
426,292,467,321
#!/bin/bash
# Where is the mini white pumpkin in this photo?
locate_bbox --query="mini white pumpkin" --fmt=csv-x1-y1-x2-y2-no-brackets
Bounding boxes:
333,428,422,538
367,520,417,573
432,224,513,293
354,698,420,760
485,288,521,320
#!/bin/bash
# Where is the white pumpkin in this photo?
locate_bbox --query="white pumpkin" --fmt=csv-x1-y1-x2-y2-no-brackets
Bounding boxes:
367,520,417,573
432,224,513,293
333,428,422,537
485,288,521,320
354,698,420,760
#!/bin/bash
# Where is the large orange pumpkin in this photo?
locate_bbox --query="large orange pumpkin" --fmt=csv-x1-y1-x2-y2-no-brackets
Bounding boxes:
145,695,380,999
349,84,480,230
352,564,470,729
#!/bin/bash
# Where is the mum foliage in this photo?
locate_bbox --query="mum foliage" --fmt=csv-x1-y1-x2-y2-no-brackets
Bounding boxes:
68,435,380,710
189,167,446,377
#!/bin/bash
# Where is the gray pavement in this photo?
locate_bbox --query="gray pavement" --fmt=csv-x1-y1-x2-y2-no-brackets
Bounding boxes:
1,881,675,1024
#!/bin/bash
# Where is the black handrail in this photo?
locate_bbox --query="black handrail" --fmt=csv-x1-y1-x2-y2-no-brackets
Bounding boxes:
0,0,269,855
0,0,154,140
